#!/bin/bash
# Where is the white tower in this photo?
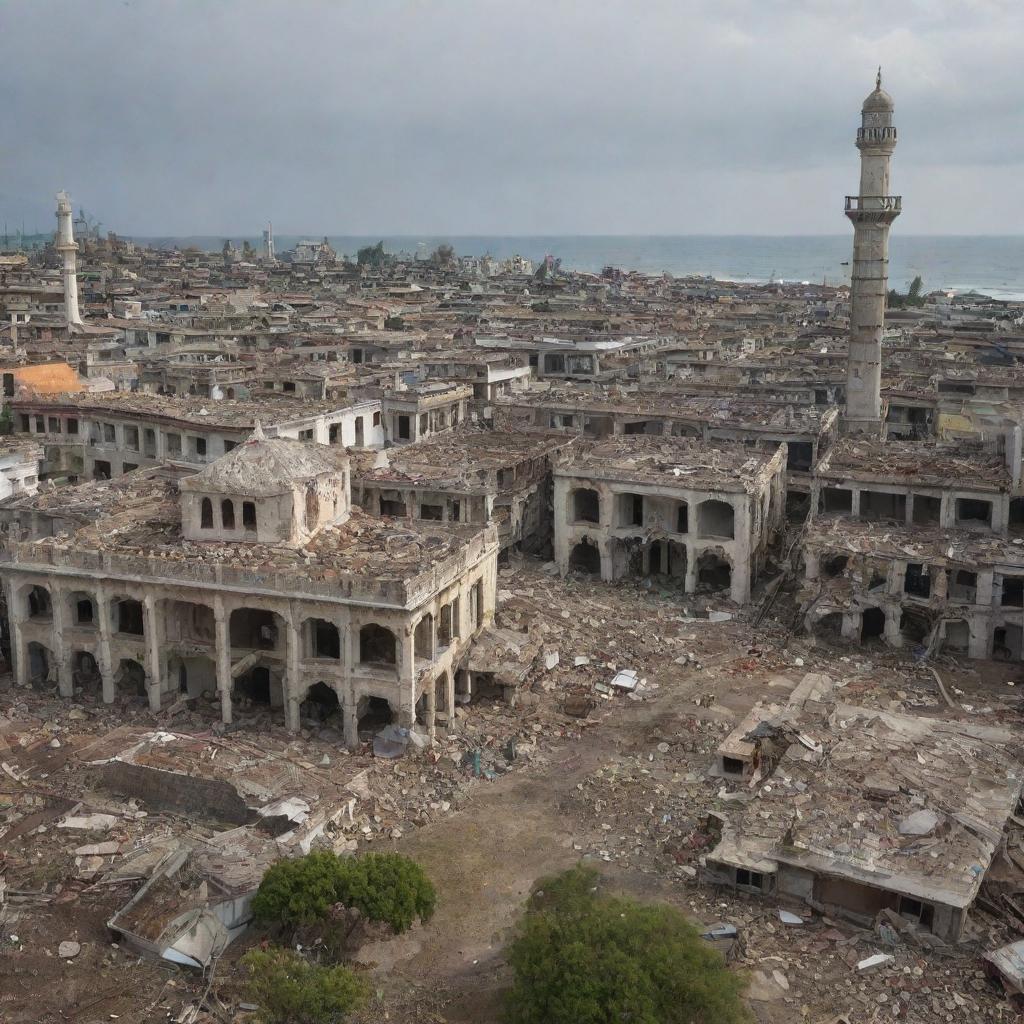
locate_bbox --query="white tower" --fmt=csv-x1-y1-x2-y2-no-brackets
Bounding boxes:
263,222,275,261
844,70,900,434
55,191,83,327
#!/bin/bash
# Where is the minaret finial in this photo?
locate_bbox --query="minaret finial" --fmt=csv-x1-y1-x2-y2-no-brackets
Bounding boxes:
876,66,882,90
250,418,265,443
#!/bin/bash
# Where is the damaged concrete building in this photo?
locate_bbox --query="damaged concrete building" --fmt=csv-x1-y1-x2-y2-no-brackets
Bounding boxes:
9,391,384,481
802,437,1024,658
0,431,498,746
705,674,1024,944
552,436,786,604
350,429,573,556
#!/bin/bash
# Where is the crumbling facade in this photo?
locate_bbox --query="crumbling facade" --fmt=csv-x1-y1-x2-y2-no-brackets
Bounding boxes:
0,433,498,748
552,436,786,604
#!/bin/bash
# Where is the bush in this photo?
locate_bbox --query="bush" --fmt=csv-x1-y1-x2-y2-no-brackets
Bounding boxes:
505,865,750,1024
252,851,436,935
251,850,344,928
241,946,368,1024
334,852,436,934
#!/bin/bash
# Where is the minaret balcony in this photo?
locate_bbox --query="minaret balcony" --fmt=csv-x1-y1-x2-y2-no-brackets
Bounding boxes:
845,196,901,223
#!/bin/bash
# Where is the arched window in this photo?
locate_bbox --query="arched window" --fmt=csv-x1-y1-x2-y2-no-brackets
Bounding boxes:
359,624,397,665
221,499,235,529
201,497,213,529
242,501,257,531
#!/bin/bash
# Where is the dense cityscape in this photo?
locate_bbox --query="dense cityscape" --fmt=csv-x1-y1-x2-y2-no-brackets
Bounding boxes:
3,65,1024,1024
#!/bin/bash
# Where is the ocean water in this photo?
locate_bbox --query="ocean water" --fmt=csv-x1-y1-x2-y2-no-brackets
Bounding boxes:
140,235,1024,301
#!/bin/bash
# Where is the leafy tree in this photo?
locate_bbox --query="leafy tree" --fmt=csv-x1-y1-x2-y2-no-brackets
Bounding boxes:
505,865,750,1024
252,849,345,928
241,946,368,1024
356,240,387,268
252,851,435,935
384,315,405,330
888,275,925,309
332,852,436,934
242,240,254,259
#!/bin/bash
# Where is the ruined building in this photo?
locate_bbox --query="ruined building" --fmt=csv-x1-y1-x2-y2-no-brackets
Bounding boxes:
0,430,498,747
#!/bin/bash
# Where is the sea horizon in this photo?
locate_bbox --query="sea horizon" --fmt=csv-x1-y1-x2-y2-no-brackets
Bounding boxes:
124,233,1024,302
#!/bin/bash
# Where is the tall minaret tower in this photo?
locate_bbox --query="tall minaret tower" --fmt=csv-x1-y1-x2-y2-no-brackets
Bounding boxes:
844,70,899,434
263,222,275,261
55,191,83,327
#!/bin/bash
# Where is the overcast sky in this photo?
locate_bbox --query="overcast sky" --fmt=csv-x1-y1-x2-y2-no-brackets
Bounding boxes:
1,0,1021,236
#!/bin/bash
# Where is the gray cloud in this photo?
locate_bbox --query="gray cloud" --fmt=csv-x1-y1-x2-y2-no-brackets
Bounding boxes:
0,0,1021,235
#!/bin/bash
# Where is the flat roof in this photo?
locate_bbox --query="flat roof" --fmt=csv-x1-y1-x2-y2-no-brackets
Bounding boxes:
711,679,1024,909
818,438,1010,489
2,473,492,607
553,435,781,490
10,391,373,430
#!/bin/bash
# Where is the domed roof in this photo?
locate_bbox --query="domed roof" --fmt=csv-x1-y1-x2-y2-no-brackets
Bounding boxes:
863,68,894,113
181,428,350,497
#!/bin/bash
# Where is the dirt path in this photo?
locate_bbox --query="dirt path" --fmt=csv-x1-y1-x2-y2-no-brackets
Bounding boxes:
384,670,696,1022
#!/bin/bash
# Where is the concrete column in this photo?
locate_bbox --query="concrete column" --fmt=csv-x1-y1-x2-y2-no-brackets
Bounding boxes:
977,572,996,608
342,696,359,749
96,583,114,703
426,680,436,740
445,673,456,733
398,626,415,727
939,494,953,529
214,595,232,725
51,584,72,698
884,606,902,647
143,592,162,712
7,582,26,686
904,494,915,527
284,612,301,733
684,542,698,594
850,489,861,519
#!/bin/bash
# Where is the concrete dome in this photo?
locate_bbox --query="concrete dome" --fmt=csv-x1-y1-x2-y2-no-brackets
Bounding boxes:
863,70,893,113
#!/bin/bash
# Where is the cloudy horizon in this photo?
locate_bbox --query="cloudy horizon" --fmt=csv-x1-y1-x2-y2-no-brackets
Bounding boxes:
1,0,1022,238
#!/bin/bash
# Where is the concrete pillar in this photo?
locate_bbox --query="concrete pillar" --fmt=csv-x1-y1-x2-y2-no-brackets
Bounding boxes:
214,595,232,725
284,612,301,733
52,584,72,698
683,541,698,594
850,489,861,519
342,696,359,749
445,673,456,732
96,584,114,703
904,494,914,527
398,626,415,727
977,572,996,608
884,606,902,647
426,680,436,740
143,592,162,712
7,581,26,686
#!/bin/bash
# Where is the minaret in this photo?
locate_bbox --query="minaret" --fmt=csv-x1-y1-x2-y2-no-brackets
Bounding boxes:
263,222,275,261
844,70,899,434
55,191,83,327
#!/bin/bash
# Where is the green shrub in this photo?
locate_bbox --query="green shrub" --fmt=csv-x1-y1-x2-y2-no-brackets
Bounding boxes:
251,850,343,927
334,852,436,934
241,946,368,1024
251,851,436,935
505,865,750,1024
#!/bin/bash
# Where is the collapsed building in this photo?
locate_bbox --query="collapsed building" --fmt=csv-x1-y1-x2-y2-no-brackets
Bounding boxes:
705,674,1024,944
0,431,498,747
802,437,1024,657
350,429,573,556
552,436,786,604
8,391,384,480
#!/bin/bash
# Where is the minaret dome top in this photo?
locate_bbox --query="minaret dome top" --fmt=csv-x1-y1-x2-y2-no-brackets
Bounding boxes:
862,68,894,113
